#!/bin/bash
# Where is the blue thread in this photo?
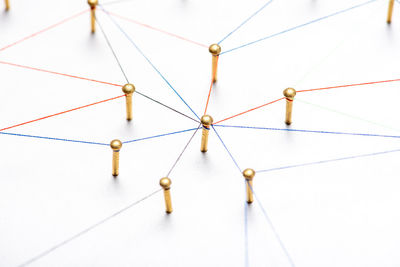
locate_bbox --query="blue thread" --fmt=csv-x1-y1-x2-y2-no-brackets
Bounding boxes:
214,124,400,139
221,0,378,55
257,148,400,173
247,181,296,267
218,0,274,44
244,181,250,267
212,126,293,266
212,125,241,172
100,6,200,120
123,128,198,144
0,132,109,146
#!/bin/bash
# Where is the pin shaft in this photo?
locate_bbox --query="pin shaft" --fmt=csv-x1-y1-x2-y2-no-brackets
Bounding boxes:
212,55,219,83
5,0,9,10
112,150,120,176
90,7,96,33
285,99,294,125
125,94,133,120
387,0,395,23
200,127,210,152
243,168,255,204
246,180,254,203
163,189,173,213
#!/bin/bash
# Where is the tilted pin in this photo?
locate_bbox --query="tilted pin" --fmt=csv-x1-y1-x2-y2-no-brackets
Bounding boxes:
160,177,173,213
209,44,221,83
200,115,213,152
283,88,296,125
387,0,395,23
243,168,255,204
87,0,98,33
122,83,135,121
110,139,122,176
4,0,9,10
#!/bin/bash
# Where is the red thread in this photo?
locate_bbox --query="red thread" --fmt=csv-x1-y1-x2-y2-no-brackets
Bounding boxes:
0,61,122,87
0,10,88,52
213,97,285,125
0,95,125,132
203,79,214,115
297,78,400,93
108,11,208,48
203,56,219,114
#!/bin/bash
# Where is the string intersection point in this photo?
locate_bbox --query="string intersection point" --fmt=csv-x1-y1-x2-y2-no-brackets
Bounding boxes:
100,5,200,120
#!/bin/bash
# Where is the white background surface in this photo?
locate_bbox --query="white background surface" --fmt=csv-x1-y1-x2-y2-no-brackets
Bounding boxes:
1,0,400,266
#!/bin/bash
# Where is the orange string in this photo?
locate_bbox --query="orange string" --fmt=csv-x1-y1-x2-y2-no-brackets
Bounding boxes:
214,97,285,125
203,56,219,115
297,78,400,93
0,95,125,132
0,10,88,52
0,61,121,87
108,11,208,48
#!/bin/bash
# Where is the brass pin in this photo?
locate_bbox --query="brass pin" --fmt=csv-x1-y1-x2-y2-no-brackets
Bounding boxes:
243,168,255,204
160,177,173,213
87,0,98,33
387,0,395,23
110,139,122,176
283,88,296,125
200,115,213,152
209,44,221,83
122,83,135,121
5,0,9,10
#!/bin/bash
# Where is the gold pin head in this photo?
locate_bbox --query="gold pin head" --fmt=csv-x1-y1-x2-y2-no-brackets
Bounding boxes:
243,168,255,181
283,87,296,100
201,115,213,127
110,139,122,151
87,0,98,7
122,83,135,95
209,44,221,56
160,177,172,189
